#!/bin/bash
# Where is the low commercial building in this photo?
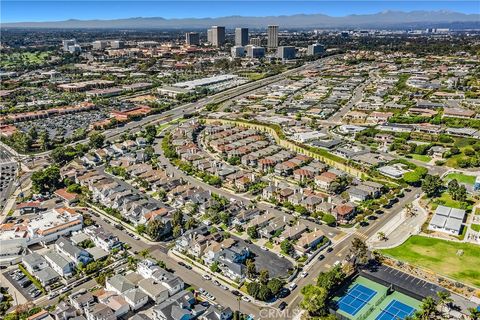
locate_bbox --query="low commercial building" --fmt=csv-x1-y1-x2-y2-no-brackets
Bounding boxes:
428,205,466,235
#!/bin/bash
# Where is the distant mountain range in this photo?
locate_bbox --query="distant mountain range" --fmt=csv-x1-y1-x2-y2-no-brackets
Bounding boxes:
2,11,479,29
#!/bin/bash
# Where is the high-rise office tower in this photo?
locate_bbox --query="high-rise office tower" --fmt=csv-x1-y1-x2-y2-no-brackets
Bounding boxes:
207,29,213,43
185,32,200,46
235,28,249,46
211,26,226,47
267,25,279,48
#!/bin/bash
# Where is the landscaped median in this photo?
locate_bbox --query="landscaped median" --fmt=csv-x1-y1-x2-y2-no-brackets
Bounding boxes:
380,235,480,289
204,118,367,179
18,264,46,294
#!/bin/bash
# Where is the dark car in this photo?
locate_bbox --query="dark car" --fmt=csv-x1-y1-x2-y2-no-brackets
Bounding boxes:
231,290,241,296
20,280,32,288
278,301,288,311
326,247,333,253
375,210,384,215
318,254,325,261
277,288,291,298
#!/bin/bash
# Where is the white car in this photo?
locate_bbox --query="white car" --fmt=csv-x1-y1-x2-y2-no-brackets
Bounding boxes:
198,288,205,294
202,274,211,280
301,271,308,278
288,283,297,291
242,296,251,302
260,246,268,251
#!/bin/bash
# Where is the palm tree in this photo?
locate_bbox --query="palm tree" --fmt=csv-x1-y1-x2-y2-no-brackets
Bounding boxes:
468,307,480,320
377,231,387,241
436,291,453,316
416,296,438,320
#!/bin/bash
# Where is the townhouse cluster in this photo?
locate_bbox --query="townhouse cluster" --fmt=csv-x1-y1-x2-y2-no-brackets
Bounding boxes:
43,258,232,320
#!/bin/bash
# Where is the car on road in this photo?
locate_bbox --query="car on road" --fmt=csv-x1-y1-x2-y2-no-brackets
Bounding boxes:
277,288,290,298
30,289,41,298
133,236,140,240
202,274,211,280
242,296,251,302
326,247,333,253
178,261,188,268
231,290,241,296
212,280,220,286
278,301,288,311
300,271,308,278
288,283,297,291
318,254,325,261
220,285,228,291
48,292,59,300
260,246,268,251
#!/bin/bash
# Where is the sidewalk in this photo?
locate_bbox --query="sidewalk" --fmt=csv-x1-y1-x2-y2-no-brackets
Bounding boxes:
367,198,428,249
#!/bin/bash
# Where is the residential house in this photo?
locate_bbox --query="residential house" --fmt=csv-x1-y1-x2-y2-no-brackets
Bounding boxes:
55,236,91,265
44,250,75,277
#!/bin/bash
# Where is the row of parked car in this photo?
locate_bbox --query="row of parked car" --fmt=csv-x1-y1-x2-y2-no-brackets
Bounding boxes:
9,269,40,298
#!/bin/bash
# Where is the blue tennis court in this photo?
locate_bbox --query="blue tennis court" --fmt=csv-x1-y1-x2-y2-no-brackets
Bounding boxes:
338,284,377,316
376,300,416,320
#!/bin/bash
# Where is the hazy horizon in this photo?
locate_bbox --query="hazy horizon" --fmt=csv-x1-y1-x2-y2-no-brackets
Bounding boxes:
1,1,479,23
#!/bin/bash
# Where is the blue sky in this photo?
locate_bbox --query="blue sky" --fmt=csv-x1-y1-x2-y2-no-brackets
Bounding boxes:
1,1,479,23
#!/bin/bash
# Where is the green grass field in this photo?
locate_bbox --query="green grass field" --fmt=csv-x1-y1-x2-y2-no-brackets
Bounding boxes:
444,172,477,185
381,235,480,288
471,224,480,232
408,154,432,162
0,51,52,69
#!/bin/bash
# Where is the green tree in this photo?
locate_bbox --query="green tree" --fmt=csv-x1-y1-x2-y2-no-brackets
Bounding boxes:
322,214,337,226
246,259,256,278
415,296,438,320
300,284,328,316
349,237,369,266
247,225,259,239
267,278,284,296
147,220,166,241
421,174,443,198
89,132,105,149
31,165,62,193
210,261,220,272
468,307,480,320
280,239,293,255
259,269,270,285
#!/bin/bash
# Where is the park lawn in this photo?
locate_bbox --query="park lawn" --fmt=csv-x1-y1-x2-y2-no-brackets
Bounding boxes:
381,235,480,288
445,173,477,185
471,224,480,232
444,173,476,185
237,72,267,81
409,154,432,162
432,192,473,211
0,51,52,68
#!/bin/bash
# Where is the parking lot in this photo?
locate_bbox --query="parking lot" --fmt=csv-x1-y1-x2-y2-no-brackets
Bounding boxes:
232,236,294,278
3,267,45,302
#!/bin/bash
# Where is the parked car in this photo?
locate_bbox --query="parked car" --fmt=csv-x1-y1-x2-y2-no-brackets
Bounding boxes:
288,283,297,291
48,292,59,300
278,301,288,311
242,296,251,302
202,274,211,280
300,271,308,278
277,288,290,298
